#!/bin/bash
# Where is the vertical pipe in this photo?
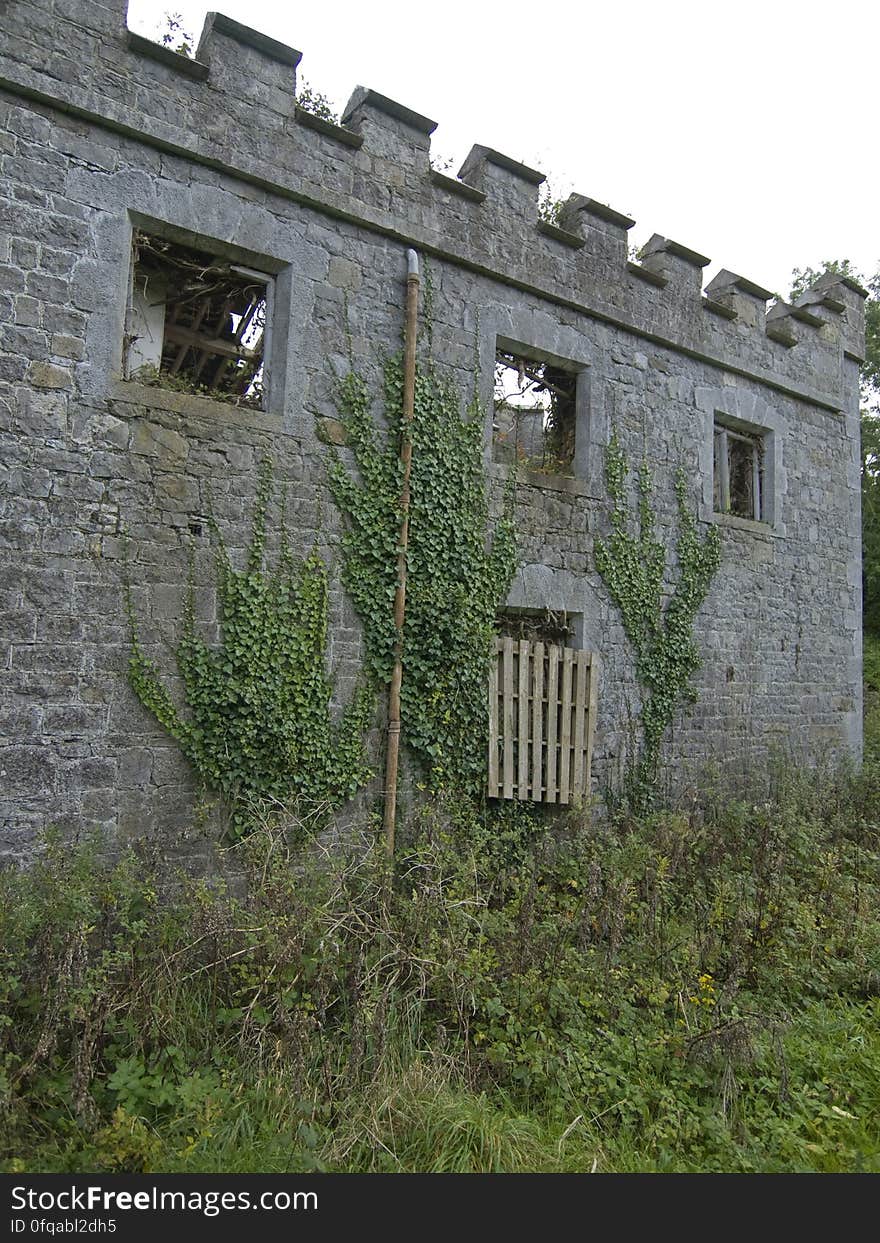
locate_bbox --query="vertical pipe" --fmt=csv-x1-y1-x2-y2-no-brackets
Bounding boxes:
383,249,420,858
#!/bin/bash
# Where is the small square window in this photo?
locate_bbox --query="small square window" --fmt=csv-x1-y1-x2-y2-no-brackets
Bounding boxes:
713,419,765,521
125,230,270,409
493,349,578,475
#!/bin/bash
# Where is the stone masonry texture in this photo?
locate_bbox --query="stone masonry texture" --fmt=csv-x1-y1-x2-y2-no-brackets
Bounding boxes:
0,1,866,859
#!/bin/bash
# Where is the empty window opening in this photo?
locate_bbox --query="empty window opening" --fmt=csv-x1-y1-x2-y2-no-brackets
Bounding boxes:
713,419,764,521
493,349,577,475
489,611,597,806
496,607,575,646
126,231,269,408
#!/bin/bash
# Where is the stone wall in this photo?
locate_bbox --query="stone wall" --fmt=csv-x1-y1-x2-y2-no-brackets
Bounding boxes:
0,1,865,858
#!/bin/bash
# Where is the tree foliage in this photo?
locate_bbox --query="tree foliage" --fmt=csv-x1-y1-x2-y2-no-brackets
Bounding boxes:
790,260,880,634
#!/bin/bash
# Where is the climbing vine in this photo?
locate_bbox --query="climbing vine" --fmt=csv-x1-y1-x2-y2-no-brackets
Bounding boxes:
127,459,372,837
328,356,516,796
595,432,721,806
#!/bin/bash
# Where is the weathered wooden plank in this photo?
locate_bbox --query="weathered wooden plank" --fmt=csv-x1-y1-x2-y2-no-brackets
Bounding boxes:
517,640,530,799
572,650,587,798
585,652,600,803
531,641,544,802
488,639,500,797
545,645,559,803
559,647,574,803
502,636,514,799
163,322,261,361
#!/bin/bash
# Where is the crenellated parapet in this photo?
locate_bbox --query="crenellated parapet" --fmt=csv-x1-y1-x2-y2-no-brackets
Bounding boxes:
0,1,866,411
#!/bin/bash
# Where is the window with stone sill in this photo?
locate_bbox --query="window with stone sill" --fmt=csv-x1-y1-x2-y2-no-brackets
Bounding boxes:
713,417,766,522
492,348,579,477
124,231,271,410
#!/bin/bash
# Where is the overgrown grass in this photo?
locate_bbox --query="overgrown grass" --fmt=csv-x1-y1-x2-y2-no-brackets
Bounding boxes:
865,631,880,762
2,739,879,1174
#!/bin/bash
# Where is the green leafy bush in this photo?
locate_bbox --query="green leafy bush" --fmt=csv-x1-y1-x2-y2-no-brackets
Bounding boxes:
127,459,372,835
2,756,879,1173
595,434,721,805
328,358,516,794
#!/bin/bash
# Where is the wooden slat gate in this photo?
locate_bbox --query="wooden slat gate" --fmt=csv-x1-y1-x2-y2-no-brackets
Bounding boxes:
488,638,599,804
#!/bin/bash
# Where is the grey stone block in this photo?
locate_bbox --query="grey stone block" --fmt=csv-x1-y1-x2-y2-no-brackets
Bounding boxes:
0,12,864,858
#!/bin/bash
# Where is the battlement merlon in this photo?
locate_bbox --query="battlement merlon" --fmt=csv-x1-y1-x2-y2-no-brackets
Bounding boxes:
704,269,776,331
558,195,635,266
640,235,711,293
341,87,437,170
0,1,865,409
458,146,545,220
794,273,868,364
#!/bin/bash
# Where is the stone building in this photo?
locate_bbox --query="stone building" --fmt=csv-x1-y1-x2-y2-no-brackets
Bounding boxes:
0,2,866,857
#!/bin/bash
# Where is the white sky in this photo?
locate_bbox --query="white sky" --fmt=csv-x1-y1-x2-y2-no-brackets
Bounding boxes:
127,0,879,298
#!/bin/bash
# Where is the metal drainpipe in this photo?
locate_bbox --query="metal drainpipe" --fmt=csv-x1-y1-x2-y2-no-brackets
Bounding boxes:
382,248,420,858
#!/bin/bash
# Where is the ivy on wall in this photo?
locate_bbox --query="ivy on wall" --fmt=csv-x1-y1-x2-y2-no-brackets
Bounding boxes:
127,459,372,836
328,357,516,796
595,432,721,805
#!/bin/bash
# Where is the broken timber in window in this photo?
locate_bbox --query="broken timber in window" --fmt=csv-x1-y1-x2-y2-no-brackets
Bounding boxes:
127,231,269,407
488,637,599,804
492,349,578,475
713,419,765,521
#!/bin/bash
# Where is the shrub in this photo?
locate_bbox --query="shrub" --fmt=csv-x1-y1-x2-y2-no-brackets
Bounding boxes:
2,759,879,1173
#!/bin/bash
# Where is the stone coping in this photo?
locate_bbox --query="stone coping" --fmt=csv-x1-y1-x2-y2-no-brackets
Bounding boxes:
462,146,545,186
428,169,486,202
702,297,737,321
643,235,711,268
766,323,797,348
537,220,586,249
627,262,667,289
707,270,775,302
201,12,302,67
342,86,437,135
570,197,635,230
294,106,364,149
126,32,210,81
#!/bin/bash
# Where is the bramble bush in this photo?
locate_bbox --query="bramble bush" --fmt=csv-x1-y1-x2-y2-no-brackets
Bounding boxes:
2,752,879,1173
